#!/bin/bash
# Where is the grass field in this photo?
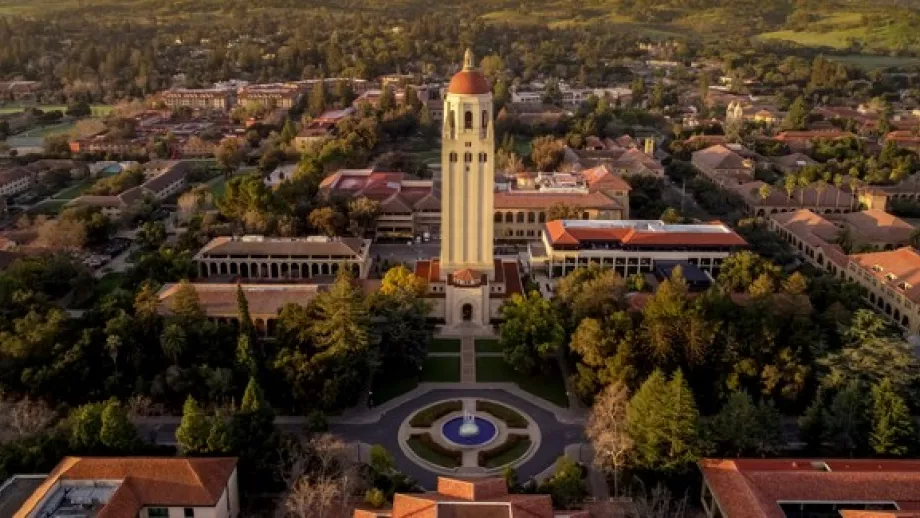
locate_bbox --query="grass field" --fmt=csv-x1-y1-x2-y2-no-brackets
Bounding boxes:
429,338,461,353
420,356,461,382
475,339,503,353
407,436,461,468
26,199,67,215
52,180,95,200
0,104,114,116
482,437,532,468
476,357,568,407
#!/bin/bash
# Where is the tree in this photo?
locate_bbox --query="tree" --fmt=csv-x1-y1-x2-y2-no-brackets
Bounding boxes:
782,96,809,131
347,196,380,237
215,138,245,172
716,250,782,292
69,402,105,451
819,336,919,395
308,206,346,237
237,285,253,335
869,378,916,457
546,202,582,221
136,221,166,251
706,391,782,457
176,396,210,455
379,85,396,112
586,381,632,495
539,456,587,509
168,280,204,321
822,382,868,456
499,292,565,374
660,207,681,224
236,334,258,377
627,370,700,472
379,265,427,298
309,79,327,117
100,399,137,452
530,136,565,172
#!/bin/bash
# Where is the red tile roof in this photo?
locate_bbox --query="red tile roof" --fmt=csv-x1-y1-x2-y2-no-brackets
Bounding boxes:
448,70,491,95
849,247,920,303
16,457,237,518
700,458,920,518
544,220,748,248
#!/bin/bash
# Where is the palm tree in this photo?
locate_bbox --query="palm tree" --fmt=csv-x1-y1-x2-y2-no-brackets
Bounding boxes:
848,177,860,212
815,179,827,210
797,175,810,207
783,175,797,206
758,183,772,214
833,174,844,209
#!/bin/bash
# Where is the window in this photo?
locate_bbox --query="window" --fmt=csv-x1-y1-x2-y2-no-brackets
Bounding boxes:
148,509,169,518
449,152,457,163
527,212,535,223
481,110,489,130
464,152,472,163
184,509,195,518
464,111,473,130
516,212,524,223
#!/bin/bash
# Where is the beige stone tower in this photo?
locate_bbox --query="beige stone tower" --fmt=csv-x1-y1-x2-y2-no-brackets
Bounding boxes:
440,48,495,280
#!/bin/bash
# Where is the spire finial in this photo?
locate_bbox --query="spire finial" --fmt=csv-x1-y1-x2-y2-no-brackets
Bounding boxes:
463,48,475,70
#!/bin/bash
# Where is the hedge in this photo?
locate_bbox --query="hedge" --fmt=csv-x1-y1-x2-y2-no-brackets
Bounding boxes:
477,433,531,468
409,400,462,427
408,433,462,468
476,400,528,428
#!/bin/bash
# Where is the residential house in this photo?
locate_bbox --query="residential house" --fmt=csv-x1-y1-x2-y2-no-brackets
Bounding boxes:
162,88,236,111
773,129,855,153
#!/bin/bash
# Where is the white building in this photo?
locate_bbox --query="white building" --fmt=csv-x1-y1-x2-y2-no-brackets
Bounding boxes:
0,167,33,198
11,456,238,518
529,219,749,278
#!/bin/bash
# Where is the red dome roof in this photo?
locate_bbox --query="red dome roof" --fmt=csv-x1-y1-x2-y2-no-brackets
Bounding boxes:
448,70,491,95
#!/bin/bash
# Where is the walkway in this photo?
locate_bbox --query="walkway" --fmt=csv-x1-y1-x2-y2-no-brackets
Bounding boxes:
460,337,475,383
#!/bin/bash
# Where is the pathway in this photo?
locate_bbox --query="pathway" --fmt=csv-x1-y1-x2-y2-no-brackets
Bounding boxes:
460,336,475,383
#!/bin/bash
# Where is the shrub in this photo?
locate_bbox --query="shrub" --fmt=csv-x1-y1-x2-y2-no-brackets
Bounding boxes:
476,400,528,428
478,434,531,467
409,400,462,427
365,488,386,508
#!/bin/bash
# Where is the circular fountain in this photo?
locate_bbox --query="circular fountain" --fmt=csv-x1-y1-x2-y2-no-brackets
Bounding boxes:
442,410,497,447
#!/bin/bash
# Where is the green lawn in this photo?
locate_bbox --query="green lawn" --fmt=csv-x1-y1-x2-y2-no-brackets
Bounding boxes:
407,435,461,468
429,338,461,353
27,199,67,215
482,437,532,468
95,272,127,298
476,356,569,407
53,180,94,200
421,356,461,382
0,104,113,116
371,370,419,405
209,177,229,198
475,339,502,353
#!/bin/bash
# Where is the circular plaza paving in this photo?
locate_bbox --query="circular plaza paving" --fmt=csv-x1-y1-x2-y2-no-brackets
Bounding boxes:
330,388,584,488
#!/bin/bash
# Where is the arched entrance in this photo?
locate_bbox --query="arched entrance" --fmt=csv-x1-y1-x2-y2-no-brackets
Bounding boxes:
462,303,473,322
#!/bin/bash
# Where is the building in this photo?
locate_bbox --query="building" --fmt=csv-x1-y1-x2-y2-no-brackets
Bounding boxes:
563,146,664,178
845,247,920,332
768,153,817,175
355,476,598,518
293,108,355,151
67,161,192,217
884,130,920,152
194,235,371,280
158,282,326,336
0,167,34,198
699,458,920,518
773,129,855,153
837,209,916,250
691,145,755,187
769,210,849,275
731,180,854,217
529,219,748,279
9,456,238,518
319,169,440,239
162,88,236,111
413,49,523,331
237,84,302,109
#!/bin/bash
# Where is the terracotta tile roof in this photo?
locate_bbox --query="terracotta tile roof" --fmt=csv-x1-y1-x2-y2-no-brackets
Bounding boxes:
450,268,482,286
385,478,555,518
15,457,236,518
494,191,620,210
774,129,854,141
768,153,816,170
850,247,920,303
197,235,367,258
700,458,920,518
448,70,491,95
731,180,854,209
840,209,915,244
841,513,920,518
692,145,749,171
770,210,849,269
579,165,632,192
502,261,523,296
544,220,748,248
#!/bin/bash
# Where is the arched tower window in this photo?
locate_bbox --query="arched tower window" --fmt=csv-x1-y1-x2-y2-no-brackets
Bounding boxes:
447,110,455,138
464,152,472,163
481,110,489,130
449,152,458,163
464,111,473,130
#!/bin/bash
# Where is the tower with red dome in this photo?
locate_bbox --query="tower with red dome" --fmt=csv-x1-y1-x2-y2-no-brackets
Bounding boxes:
440,48,495,282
